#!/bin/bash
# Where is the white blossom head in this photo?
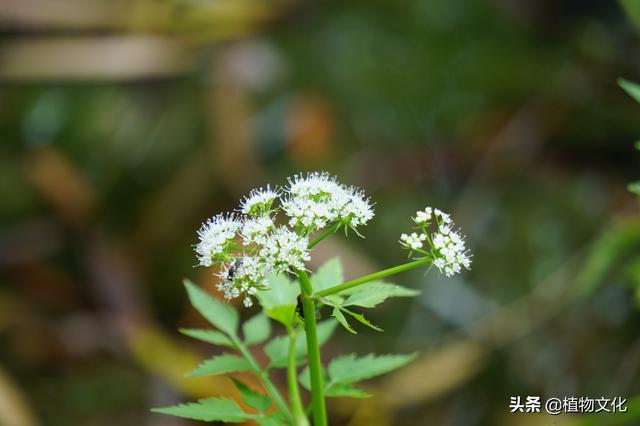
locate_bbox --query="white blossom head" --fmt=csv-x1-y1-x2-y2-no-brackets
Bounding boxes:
194,214,242,266
240,186,279,217
217,256,269,307
259,226,310,273
282,172,374,234
241,216,275,246
400,206,471,277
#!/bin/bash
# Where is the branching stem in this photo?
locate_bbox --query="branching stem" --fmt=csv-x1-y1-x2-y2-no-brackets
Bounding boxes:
314,258,431,297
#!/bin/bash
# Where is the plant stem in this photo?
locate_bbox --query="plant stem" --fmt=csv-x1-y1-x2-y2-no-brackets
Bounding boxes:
296,269,328,426
286,326,310,426
308,223,340,249
232,336,294,424
314,258,431,297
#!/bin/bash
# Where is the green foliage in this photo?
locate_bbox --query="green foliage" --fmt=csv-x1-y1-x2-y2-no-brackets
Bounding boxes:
331,306,383,334
151,398,253,422
310,259,420,333
331,307,357,334
619,78,640,104
184,279,239,336
231,378,272,414
299,353,416,399
258,274,299,326
325,383,371,399
159,264,420,424
310,258,343,292
243,313,271,345
327,353,417,386
265,320,337,368
179,328,235,347
341,281,420,308
186,354,252,378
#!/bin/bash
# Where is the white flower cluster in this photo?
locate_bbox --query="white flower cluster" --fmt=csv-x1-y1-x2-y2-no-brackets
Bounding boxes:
282,172,374,234
194,214,242,267
194,172,374,307
399,207,471,277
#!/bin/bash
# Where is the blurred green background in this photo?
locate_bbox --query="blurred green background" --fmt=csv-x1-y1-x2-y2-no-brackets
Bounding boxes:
1,0,640,425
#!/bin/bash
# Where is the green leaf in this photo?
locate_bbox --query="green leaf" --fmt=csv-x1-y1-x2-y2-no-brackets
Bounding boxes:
258,274,299,326
342,282,419,308
264,305,296,328
629,181,640,196
340,306,383,332
186,354,251,377
619,78,640,104
258,274,299,310
325,383,371,398
256,415,287,426
231,378,272,413
179,328,235,347
243,313,271,345
332,307,356,334
265,321,337,368
310,258,343,292
184,280,238,336
299,367,371,398
151,398,252,422
264,336,290,368
298,366,311,390
328,353,417,385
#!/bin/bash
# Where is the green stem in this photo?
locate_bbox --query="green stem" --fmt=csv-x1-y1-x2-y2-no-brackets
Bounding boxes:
308,223,340,249
232,336,294,424
296,270,328,426
314,258,431,297
287,326,310,426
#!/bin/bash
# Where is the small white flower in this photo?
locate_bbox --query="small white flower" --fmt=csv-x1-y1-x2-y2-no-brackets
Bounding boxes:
434,208,452,224
430,225,471,277
240,186,279,216
241,216,274,245
340,188,374,229
260,226,310,272
413,207,433,225
400,232,427,250
194,214,242,266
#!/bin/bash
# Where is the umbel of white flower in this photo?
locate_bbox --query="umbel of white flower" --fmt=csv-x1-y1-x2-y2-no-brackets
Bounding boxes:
194,172,471,308
399,207,472,277
194,172,374,307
